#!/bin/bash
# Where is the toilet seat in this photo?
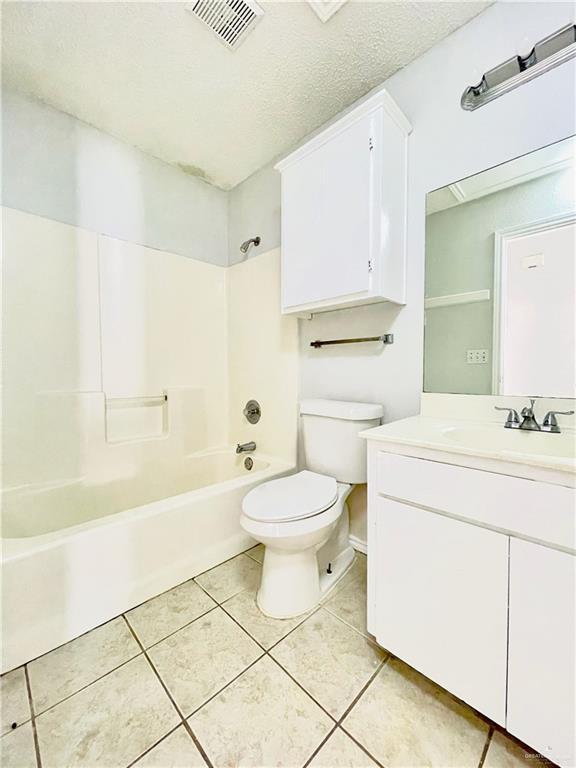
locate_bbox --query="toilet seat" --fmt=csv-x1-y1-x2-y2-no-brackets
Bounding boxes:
242,470,338,523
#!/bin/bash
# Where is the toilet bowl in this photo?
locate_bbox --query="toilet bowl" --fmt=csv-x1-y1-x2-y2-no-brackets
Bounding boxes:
240,398,383,619
240,471,355,618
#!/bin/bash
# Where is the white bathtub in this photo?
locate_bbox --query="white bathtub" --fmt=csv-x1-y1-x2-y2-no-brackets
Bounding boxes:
1,449,293,672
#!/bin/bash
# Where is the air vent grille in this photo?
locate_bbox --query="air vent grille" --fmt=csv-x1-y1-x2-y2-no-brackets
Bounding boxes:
187,0,263,49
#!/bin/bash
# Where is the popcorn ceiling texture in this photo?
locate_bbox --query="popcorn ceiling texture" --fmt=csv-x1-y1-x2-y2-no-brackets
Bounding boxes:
1,0,489,190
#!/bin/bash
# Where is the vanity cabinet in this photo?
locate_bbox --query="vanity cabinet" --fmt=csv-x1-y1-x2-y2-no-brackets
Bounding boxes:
275,90,411,315
507,540,575,767
366,441,575,767
374,497,508,725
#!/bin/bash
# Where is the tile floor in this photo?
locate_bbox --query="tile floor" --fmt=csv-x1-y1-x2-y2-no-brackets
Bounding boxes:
1,546,551,768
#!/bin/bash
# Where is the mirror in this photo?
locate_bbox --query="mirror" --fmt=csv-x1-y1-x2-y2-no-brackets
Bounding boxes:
424,136,575,398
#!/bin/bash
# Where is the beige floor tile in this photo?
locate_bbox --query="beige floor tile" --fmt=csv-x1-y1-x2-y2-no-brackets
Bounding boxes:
35,656,178,768
343,658,489,768
0,723,37,768
126,579,216,648
194,554,261,602
270,608,385,718
245,544,265,563
222,589,311,649
189,655,333,767
134,726,207,767
308,728,379,767
483,730,550,767
324,573,368,637
28,617,140,713
148,607,262,716
0,667,31,735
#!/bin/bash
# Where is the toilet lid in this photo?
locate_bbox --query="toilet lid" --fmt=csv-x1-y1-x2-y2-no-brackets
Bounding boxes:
242,470,338,523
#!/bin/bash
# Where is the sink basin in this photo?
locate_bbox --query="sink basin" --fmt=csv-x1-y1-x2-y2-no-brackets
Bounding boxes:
442,425,576,461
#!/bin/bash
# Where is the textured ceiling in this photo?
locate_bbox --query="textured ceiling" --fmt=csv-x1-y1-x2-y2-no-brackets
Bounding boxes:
2,1,490,189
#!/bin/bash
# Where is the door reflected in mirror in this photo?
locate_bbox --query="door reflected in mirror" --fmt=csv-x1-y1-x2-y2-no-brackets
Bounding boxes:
424,136,575,398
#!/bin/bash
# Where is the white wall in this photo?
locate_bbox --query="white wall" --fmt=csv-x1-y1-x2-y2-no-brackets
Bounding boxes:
228,1,576,542
2,91,229,266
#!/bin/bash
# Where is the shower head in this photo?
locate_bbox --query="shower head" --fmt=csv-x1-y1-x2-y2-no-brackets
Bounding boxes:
239,236,261,255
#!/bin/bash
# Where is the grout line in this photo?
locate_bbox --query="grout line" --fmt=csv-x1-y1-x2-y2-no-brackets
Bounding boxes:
337,654,389,726
28,652,143,720
301,723,339,768
143,605,220,652
185,653,266,721
337,723,386,768
478,728,494,768
266,655,339,725
321,604,382,648
23,666,42,768
124,723,182,768
122,615,215,768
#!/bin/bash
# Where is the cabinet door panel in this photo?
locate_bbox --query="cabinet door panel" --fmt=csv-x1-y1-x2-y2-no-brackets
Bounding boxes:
374,498,508,724
507,540,575,767
281,110,381,309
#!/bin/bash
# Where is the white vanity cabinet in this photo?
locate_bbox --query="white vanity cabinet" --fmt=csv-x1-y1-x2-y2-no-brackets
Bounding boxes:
366,438,575,767
507,540,576,767
374,497,509,725
275,90,411,315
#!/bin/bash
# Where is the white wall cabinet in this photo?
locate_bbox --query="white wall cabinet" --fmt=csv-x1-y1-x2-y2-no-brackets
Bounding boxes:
374,497,509,725
367,444,576,767
507,539,576,767
275,91,411,315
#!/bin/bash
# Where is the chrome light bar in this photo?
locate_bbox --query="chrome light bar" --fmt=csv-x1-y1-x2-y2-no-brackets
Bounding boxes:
461,24,576,111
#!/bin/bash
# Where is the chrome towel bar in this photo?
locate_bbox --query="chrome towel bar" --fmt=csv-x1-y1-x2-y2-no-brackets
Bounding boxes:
310,334,394,348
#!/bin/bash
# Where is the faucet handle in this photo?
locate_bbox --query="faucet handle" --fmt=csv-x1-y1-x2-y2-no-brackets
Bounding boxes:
494,406,521,428
542,410,575,433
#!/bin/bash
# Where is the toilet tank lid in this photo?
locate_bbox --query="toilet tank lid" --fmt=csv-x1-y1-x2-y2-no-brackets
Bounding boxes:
300,399,383,421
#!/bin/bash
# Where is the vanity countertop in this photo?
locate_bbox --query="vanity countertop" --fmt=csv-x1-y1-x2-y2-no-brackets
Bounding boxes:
361,415,576,485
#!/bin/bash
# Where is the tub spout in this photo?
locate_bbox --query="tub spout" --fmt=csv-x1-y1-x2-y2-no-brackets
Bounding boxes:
236,441,256,454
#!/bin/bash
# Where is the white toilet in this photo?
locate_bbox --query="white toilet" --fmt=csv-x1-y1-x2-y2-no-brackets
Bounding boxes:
240,398,382,619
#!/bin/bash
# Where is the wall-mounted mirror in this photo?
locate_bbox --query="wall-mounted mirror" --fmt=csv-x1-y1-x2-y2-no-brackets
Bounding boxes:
424,136,575,399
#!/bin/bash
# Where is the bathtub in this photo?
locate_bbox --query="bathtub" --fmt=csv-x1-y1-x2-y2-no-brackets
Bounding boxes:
1,449,293,673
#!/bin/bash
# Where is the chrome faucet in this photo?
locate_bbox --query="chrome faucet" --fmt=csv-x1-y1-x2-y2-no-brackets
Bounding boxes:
519,399,541,431
541,409,574,434
495,399,574,434
236,441,256,454
494,405,521,429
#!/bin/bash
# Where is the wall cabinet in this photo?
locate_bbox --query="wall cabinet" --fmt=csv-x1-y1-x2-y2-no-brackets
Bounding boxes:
275,90,411,315
507,539,575,767
367,446,575,767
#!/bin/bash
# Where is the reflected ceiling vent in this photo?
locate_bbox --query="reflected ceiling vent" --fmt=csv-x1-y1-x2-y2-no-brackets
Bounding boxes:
186,0,264,49
307,0,348,23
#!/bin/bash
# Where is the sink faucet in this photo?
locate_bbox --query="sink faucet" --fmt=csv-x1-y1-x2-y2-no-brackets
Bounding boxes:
541,409,574,434
236,441,256,454
495,399,574,434
519,399,541,431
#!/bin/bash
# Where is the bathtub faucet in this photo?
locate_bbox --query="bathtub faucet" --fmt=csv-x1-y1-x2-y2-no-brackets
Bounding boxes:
236,441,256,454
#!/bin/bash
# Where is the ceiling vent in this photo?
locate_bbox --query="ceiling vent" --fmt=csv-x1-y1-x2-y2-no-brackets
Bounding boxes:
186,0,264,49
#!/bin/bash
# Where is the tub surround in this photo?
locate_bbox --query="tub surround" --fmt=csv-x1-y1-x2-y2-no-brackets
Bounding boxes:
1,207,298,672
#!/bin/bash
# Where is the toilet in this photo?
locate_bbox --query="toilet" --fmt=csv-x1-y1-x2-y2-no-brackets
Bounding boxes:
240,398,383,619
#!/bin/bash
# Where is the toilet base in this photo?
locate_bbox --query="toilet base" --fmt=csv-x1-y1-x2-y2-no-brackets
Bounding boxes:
256,508,356,620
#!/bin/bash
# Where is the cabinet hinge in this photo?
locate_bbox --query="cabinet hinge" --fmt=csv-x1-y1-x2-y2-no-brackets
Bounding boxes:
368,259,373,272
369,137,374,151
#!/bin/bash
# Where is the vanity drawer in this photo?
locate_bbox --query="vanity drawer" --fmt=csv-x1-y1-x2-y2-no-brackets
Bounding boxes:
376,452,575,551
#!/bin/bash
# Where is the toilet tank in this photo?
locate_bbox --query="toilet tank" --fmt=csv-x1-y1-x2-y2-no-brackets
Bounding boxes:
300,399,383,484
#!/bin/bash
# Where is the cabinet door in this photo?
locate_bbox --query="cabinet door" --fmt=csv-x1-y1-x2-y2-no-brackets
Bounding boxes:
374,498,509,724
507,539,575,767
280,109,382,311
